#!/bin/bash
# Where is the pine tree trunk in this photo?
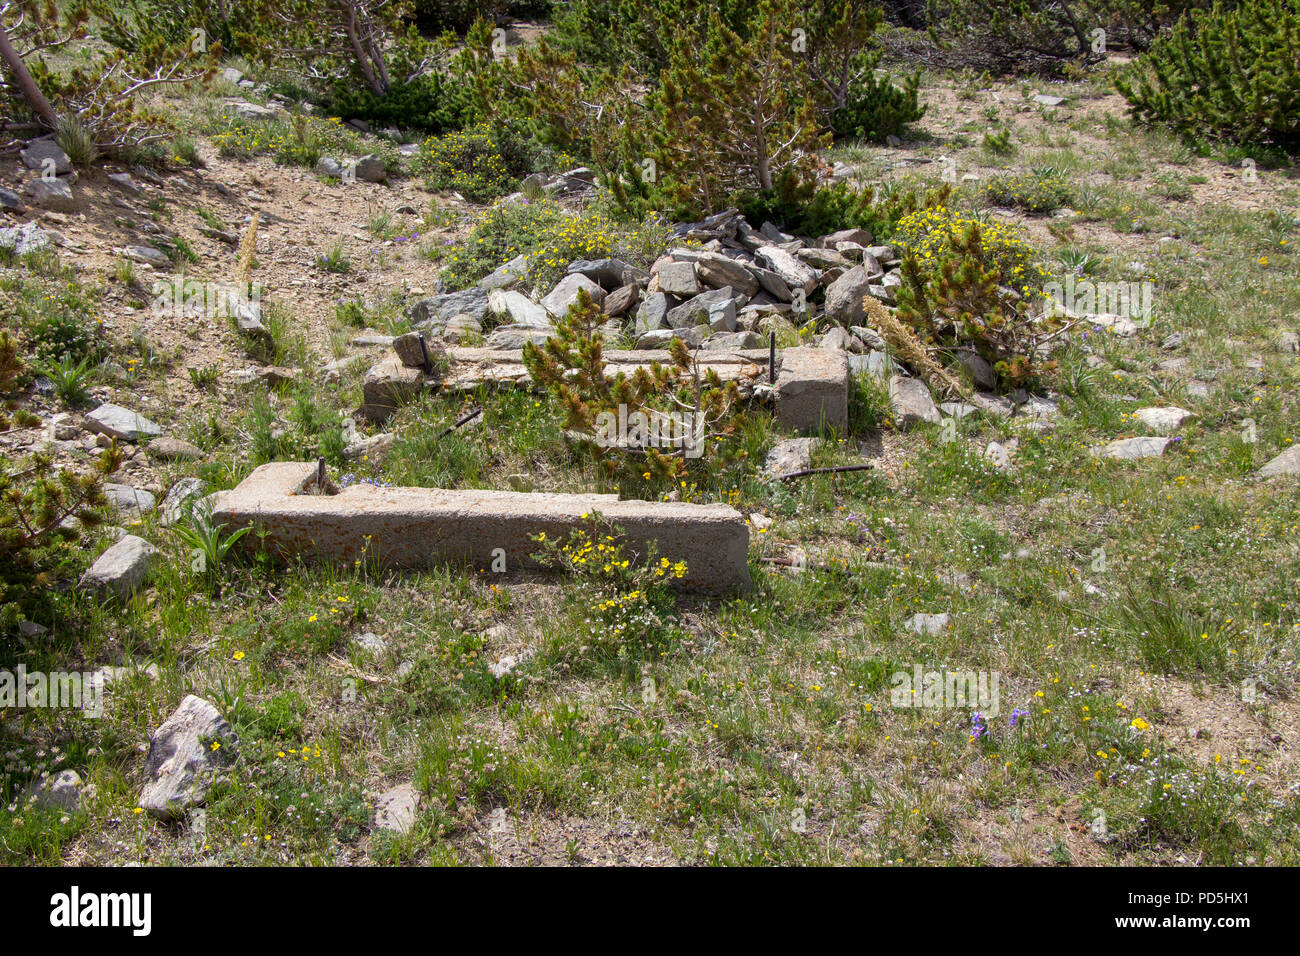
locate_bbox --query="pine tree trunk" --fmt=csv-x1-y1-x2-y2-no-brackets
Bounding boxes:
0,23,59,130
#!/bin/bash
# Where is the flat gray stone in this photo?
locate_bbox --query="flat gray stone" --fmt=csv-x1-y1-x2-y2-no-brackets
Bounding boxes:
1095,436,1171,460
635,326,706,350
485,324,554,349
77,534,157,601
374,783,419,835
634,291,669,333
757,246,818,294
84,403,162,442
147,436,202,461
694,251,759,296
1259,444,1300,479
656,261,700,297
667,287,736,329
702,330,764,350
409,288,489,332
479,254,529,291
122,244,170,267
103,483,156,515
22,177,75,212
21,139,72,174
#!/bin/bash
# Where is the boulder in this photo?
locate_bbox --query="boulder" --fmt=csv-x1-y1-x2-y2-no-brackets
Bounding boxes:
566,258,647,289
666,287,736,329
1133,406,1192,435
353,154,386,182
655,261,700,297
634,292,670,333
541,273,606,318
393,331,434,369
315,156,343,178
694,252,759,296
702,331,765,350
888,375,940,428
757,246,818,294
84,403,162,443
123,244,170,268
77,534,157,601
0,221,53,256
603,283,640,318
137,695,238,819
103,483,156,515
488,289,552,328
147,436,202,461
1258,444,1300,479
409,287,489,332
361,358,423,421
478,254,529,291
823,266,873,326
23,177,75,212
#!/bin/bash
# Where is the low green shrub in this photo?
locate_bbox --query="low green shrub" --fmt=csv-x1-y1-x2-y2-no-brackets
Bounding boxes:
982,168,1072,214
1116,0,1300,150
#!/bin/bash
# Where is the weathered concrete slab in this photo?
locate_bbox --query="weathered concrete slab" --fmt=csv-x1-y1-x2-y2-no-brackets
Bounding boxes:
774,347,850,433
440,347,772,393
213,462,751,594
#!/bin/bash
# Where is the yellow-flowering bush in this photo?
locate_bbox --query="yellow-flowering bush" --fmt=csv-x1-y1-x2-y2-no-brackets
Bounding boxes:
419,124,517,204
893,207,1058,390
983,169,1071,214
893,206,1048,295
441,198,671,291
531,519,687,665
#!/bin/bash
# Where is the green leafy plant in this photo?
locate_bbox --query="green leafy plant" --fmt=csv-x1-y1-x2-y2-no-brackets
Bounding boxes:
531,516,687,671
170,500,253,591
39,352,95,406
892,207,1058,389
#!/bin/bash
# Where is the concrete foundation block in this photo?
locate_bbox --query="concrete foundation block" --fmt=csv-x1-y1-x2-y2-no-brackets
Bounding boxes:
774,347,850,433
213,462,751,594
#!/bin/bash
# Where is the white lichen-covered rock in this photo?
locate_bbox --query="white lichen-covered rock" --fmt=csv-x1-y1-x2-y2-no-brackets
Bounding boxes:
1133,406,1192,435
1095,436,1171,460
